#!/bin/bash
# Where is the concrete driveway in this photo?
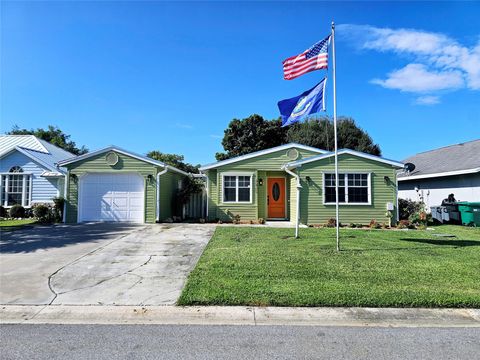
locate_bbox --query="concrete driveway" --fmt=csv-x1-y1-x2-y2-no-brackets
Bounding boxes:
0,223,215,305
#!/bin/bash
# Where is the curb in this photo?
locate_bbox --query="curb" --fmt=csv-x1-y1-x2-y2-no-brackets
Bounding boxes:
1,305,479,327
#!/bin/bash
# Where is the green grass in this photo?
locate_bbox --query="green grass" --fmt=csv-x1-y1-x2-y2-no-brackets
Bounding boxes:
0,219,37,230
178,225,480,308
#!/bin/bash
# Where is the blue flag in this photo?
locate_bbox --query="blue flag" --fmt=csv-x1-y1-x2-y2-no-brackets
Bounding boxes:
278,78,327,127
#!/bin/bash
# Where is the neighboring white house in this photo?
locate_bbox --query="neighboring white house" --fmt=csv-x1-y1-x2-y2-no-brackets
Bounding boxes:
0,135,75,208
398,139,480,208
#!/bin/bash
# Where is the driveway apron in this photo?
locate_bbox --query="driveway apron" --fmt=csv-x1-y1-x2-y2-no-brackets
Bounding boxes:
1,224,215,306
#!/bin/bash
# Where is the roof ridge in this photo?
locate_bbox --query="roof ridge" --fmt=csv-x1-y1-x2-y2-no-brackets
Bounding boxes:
413,138,480,156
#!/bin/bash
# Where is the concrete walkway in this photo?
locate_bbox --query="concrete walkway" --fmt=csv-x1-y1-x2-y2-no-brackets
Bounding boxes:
1,305,479,327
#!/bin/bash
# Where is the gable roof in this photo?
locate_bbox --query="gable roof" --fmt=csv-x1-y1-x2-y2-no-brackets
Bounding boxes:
58,146,190,176
398,139,480,181
0,135,76,174
285,149,404,169
199,143,327,171
0,135,49,155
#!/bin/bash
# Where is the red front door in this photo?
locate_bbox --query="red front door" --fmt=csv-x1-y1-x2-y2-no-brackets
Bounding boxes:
267,178,286,219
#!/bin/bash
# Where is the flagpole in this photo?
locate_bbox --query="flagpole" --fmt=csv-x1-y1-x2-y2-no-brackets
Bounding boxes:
331,21,340,252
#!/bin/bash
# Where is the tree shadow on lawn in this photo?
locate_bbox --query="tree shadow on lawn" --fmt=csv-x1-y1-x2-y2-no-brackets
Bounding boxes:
399,238,480,247
0,223,141,254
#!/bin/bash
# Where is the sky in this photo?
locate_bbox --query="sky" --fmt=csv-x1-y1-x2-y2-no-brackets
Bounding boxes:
1,1,479,165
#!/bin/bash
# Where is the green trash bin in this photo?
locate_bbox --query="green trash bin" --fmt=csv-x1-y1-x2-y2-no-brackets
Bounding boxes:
457,202,480,226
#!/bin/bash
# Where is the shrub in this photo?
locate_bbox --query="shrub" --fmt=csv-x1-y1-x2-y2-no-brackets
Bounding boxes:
52,196,65,221
325,218,336,228
258,218,265,225
398,198,424,220
9,204,25,218
396,219,410,229
349,223,356,228
233,214,241,224
0,205,6,218
33,204,50,219
369,219,381,229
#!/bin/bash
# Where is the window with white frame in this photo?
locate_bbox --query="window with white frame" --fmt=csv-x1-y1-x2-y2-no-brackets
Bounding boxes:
222,174,252,203
324,173,370,204
0,166,32,207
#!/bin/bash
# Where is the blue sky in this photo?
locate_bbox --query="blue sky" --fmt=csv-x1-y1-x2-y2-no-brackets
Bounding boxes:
1,1,479,165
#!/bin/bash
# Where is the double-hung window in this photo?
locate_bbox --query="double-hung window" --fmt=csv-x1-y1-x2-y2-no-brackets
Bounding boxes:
0,166,32,207
223,174,252,203
324,173,370,205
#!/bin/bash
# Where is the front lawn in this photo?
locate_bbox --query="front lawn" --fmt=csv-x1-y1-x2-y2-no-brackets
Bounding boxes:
0,219,37,230
178,225,480,308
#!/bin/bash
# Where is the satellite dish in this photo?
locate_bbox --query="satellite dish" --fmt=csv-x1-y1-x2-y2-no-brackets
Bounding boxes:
404,162,415,173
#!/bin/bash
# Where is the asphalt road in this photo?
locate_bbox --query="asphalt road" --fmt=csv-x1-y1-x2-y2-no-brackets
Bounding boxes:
1,325,479,359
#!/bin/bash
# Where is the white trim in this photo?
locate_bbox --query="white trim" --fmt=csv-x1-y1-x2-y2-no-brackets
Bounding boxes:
199,143,327,171
395,174,399,222
282,165,301,238
398,167,480,181
322,172,372,206
287,149,404,169
58,146,190,176
77,172,146,223
0,146,66,174
1,172,32,207
266,176,287,220
221,172,253,204
156,168,168,222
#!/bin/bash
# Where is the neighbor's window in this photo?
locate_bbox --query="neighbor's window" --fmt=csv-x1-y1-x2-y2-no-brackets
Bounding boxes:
223,175,251,203
324,173,369,204
0,166,32,207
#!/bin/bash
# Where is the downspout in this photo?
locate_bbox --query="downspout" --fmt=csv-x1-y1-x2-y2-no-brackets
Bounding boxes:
282,165,302,239
395,171,399,223
63,172,68,223
195,172,208,219
156,166,169,222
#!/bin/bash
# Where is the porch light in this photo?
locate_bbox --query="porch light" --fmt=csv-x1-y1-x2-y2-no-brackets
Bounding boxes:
258,178,263,186
305,176,312,185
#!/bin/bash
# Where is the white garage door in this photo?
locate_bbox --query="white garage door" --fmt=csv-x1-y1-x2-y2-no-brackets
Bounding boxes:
79,173,145,223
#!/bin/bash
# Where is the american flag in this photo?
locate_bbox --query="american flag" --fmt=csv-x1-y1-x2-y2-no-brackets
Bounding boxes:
283,35,330,80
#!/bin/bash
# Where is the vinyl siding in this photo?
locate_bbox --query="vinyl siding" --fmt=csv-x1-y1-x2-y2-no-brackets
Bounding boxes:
0,151,61,205
205,147,318,221
64,151,159,223
297,153,398,225
158,170,184,221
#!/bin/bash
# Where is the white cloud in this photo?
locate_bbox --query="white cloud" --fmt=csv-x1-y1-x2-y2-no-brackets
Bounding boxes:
371,64,464,92
175,123,193,129
415,95,441,105
338,24,480,96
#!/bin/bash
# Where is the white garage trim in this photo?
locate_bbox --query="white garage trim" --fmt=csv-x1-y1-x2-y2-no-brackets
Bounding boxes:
78,172,145,223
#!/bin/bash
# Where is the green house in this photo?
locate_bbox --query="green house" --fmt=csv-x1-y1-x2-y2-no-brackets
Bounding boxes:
58,146,188,223
199,143,404,225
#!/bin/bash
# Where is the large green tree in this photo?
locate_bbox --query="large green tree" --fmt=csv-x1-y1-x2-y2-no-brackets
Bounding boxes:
215,114,288,160
7,125,88,155
147,151,200,174
217,115,381,158
286,117,381,156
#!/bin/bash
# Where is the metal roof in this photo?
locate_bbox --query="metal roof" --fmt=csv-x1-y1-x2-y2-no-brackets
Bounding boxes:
199,143,327,171
285,149,404,169
58,145,190,176
0,135,48,155
0,135,76,174
398,139,480,180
